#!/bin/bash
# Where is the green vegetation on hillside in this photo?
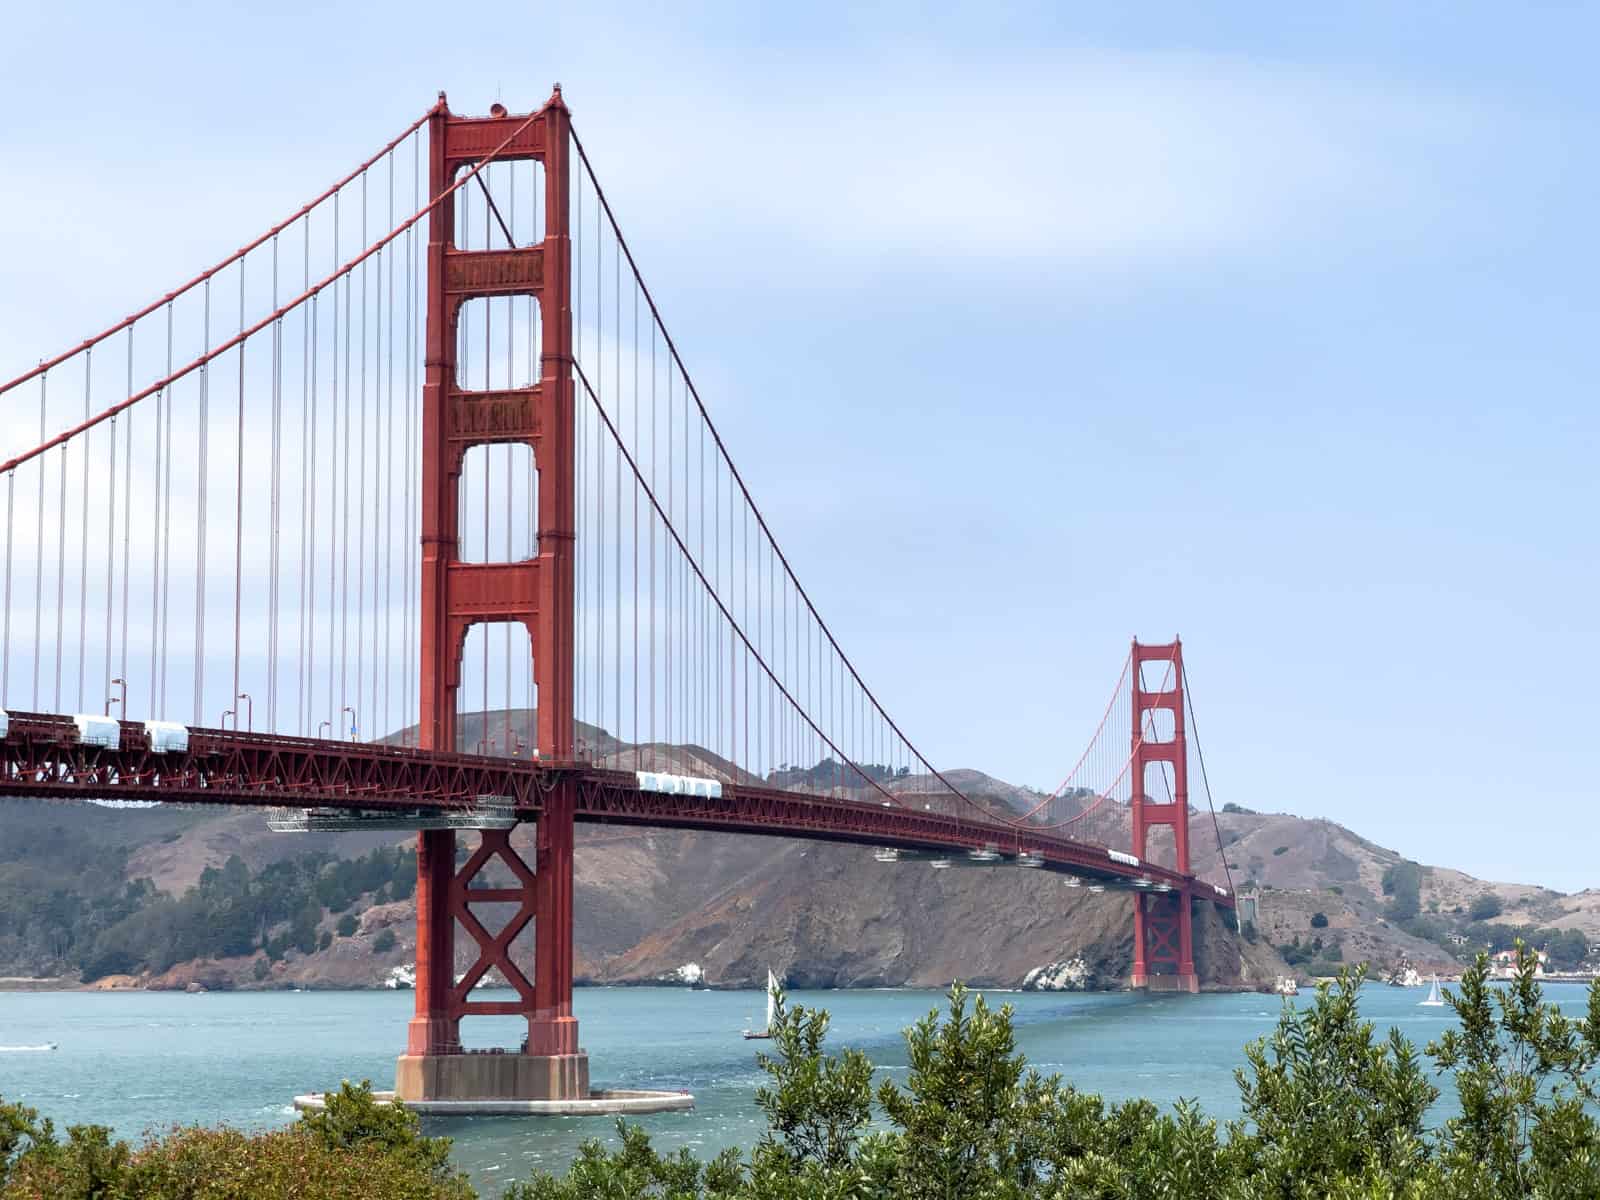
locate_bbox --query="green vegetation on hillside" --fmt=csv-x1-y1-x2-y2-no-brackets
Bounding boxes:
7,950,1597,1198
0,813,415,981
1469,892,1504,921
1383,859,1424,922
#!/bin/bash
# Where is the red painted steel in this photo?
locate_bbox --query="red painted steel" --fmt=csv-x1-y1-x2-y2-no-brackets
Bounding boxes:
1129,639,1197,990
414,88,578,1058
0,713,1229,906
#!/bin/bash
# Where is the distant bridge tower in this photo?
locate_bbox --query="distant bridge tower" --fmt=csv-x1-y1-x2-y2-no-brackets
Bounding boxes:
1129,639,1197,993
399,90,586,1102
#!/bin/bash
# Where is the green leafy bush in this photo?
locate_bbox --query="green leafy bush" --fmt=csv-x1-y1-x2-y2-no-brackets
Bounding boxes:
1,1081,468,1199
515,953,1600,1199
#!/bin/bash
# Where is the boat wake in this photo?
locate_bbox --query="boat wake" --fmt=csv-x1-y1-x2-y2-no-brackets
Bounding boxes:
0,1043,58,1053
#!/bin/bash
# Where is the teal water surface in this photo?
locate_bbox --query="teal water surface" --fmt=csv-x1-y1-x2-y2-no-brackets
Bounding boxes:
3,984,1593,1194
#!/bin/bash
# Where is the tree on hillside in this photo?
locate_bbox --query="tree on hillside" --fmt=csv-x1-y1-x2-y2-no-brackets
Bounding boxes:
1383,861,1422,922
1469,893,1503,922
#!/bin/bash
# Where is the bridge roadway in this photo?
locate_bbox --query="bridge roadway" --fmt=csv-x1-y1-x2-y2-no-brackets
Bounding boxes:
0,710,1229,904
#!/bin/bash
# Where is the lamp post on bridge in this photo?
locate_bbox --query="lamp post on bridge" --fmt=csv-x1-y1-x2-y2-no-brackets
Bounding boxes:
342,706,357,743
104,677,126,718
237,692,252,733
220,708,234,730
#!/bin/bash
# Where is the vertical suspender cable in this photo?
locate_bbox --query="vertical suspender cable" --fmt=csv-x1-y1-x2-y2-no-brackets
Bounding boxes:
33,375,45,710
371,205,384,739
385,152,396,744
47,411,61,707
308,272,320,736
370,221,381,735
159,303,174,716
196,279,210,725
103,356,118,710
340,211,351,733
632,282,639,766
660,363,667,752
356,170,368,740
710,438,717,757
149,375,163,717
232,263,246,723
300,216,312,733
270,236,283,730
595,186,604,749
612,232,621,759
745,505,752,774
329,194,342,732
119,329,132,696
76,352,89,711
402,137,416,741
700,422,707,750
649,316,656,764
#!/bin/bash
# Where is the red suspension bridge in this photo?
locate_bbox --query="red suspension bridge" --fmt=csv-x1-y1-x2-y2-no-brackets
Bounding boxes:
0,90,1232,1103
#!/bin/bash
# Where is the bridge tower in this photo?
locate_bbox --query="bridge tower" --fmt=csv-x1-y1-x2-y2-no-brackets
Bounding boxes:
1129,639,1198,993
397,90,586,1102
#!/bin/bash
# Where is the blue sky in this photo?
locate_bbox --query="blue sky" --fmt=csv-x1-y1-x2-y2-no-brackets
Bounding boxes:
2,3,1596,890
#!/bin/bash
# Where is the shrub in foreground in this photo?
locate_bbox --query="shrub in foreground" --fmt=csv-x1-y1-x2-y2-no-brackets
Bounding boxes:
513,949,1600,1200
0,1081,469,1200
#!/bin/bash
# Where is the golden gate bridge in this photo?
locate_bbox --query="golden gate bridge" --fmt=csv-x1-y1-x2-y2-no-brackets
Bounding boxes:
0,88,1232,1104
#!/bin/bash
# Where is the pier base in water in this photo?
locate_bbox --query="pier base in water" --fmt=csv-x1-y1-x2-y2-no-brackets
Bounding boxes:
295,1083,693,1118
1134,973,1201,994
394,1051,589,1103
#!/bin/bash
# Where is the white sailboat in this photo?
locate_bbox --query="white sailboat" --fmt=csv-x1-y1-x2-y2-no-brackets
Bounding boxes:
743,969,779,1040
1420,975,1445,1007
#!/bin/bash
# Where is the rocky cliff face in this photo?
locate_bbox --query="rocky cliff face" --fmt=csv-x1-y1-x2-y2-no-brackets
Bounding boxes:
589,836,1265,990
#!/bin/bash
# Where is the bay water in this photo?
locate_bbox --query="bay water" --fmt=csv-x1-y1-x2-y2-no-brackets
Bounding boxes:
3,984,1591,1195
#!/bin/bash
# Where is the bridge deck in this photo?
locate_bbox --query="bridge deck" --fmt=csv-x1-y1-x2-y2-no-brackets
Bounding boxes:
0,711,1229,904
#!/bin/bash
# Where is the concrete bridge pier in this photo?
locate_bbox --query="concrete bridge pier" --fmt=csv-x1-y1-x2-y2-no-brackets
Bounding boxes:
396,792,589,1103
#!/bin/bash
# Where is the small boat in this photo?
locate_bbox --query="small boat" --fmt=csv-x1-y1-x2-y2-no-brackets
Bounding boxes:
1420,975,1445,1007
743,969,779,1040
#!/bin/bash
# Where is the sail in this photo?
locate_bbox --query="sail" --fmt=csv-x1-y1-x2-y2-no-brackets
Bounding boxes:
765,970,778,1032
1422,975,1444,1006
